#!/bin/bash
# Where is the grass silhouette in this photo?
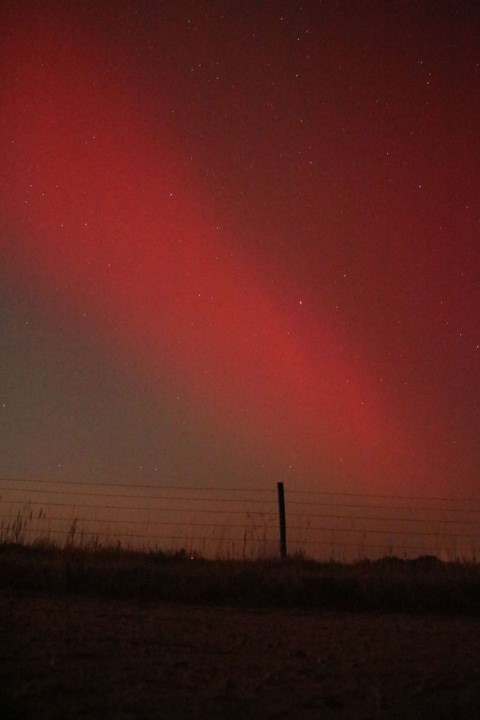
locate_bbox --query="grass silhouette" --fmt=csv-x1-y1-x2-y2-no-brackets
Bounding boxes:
1,540,480,613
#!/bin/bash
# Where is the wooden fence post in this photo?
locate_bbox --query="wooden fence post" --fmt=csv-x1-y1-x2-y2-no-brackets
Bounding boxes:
277,482,287,559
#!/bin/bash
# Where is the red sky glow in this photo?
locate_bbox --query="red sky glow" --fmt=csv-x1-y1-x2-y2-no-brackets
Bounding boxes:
1,1,479,500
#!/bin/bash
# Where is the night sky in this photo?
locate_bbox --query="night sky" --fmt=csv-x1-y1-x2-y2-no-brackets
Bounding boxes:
1,1,479,500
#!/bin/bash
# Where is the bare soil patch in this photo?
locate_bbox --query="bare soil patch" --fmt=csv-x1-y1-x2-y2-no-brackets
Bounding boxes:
1,591,480,719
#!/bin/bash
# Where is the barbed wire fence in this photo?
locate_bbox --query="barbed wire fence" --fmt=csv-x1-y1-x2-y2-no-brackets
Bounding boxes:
1,477,480,561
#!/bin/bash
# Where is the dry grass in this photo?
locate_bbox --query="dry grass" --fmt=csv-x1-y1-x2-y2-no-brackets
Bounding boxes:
1,505,480,614
1,539,480,614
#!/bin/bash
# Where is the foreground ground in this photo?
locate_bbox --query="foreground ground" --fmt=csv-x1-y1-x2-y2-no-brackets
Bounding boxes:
1,591,480,719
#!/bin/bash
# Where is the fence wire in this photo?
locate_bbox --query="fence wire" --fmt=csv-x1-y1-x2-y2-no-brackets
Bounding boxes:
1,477,480,561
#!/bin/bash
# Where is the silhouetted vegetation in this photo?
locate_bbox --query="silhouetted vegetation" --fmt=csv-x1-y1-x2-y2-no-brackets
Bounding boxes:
1,541,480,614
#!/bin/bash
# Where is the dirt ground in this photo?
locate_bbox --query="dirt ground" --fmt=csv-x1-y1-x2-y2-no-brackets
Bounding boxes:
1,591,480,720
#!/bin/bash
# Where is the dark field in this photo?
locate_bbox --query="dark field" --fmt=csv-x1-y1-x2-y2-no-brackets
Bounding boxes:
1,544,480,718
2,594,480,719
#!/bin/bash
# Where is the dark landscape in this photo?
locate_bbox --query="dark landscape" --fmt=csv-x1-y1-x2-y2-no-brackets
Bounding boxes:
2,543,480,719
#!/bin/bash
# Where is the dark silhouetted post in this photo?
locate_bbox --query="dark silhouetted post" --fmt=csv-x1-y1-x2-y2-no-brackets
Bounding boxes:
277,482,287,559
